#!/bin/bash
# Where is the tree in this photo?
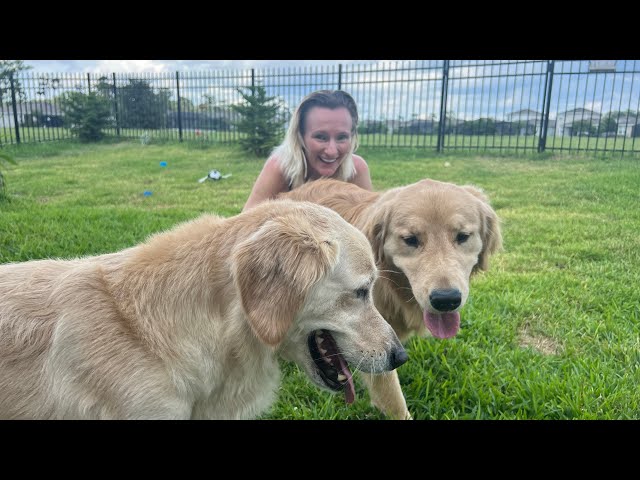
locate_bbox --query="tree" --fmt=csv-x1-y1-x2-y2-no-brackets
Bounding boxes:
461,118,498,136
199,93,219,111
599,110,639,135
599,113,618,135
570,120,597,137
231,86,285,157
60,91,112,142
0,60,32,104
118,79,171,129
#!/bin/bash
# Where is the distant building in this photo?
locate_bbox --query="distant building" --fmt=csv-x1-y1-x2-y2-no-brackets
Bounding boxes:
0,101,64,128
556,108,601,136
506,109,542,135
505,109,556,137
401,118,437,135
616,114,640,137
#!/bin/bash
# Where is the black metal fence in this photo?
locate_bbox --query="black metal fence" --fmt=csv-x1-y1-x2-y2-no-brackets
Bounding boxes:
1,60,639,154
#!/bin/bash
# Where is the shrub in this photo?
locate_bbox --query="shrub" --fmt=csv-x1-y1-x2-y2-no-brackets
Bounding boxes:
61,91,112,142
231,86,285,157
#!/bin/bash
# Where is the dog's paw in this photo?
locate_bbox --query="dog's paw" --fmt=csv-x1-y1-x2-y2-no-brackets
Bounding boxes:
387,409,413,420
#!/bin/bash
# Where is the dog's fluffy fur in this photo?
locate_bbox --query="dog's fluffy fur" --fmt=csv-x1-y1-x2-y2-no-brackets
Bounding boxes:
282,178,502,419
0,199,406,419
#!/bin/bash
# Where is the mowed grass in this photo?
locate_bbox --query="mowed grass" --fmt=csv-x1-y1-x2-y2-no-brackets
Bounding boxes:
1,139,639,419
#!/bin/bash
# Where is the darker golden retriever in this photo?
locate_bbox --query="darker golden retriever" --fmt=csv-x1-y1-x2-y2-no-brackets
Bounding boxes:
0,199,407,419
282,178,502,419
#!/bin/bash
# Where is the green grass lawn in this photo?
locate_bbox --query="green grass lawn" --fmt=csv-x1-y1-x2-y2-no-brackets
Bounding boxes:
1,138,639,419
5,128,639,154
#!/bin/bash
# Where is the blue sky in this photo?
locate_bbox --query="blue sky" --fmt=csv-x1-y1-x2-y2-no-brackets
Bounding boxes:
17,60,640,122
23,60,371,74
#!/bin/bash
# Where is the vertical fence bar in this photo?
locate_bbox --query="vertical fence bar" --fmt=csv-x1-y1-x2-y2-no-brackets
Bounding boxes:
554,62,566,151
493,62,502,152
398,61,405,147
9,73,20,145
538,60,554,153
112,72,120,137
87,73,91,94
338,64,342,90
596,68,609,151
623,61,637,153
437,60,449,153
176,71,183,142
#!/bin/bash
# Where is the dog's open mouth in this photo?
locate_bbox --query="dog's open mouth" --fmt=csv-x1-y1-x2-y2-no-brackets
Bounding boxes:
308,330,355,404
424,311,460,339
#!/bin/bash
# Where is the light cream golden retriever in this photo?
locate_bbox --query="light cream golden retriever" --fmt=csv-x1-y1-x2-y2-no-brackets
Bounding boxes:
0,199,407,419
282,178,502,419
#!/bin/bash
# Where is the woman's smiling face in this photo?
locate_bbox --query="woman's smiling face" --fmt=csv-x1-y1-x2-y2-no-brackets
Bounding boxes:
302,106,353,180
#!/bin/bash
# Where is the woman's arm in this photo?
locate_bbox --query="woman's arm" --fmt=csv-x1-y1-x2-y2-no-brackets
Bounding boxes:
242,156,290,211
350,154,373,191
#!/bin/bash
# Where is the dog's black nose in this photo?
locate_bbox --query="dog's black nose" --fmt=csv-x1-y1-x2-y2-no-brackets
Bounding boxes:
390,348,409,369
429,289,462,311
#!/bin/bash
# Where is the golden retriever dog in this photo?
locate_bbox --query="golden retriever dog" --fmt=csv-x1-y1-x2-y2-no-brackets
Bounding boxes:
0,199,407,419
282,178,502,419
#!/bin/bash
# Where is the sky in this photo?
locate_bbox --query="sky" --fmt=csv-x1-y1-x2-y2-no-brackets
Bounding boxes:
14,60,639,122
23,60,373,74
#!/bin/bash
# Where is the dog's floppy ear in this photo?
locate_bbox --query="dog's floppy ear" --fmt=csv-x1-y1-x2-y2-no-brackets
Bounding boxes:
231,215,339,346
463,185,503,273
363,202,391,266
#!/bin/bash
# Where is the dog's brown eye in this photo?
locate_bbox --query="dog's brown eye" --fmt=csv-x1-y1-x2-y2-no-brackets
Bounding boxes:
403,235,419,247
356,288,368,300
456,232,470,244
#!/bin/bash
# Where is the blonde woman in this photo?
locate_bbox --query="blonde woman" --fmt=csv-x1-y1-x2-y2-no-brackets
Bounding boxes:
243,90,372,211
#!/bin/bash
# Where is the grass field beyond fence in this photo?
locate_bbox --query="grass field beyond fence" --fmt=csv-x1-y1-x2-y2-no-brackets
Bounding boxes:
1,139,639,419
4,128,639,154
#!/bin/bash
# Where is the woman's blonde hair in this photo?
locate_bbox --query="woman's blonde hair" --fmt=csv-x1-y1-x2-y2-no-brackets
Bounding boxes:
273,90,360,189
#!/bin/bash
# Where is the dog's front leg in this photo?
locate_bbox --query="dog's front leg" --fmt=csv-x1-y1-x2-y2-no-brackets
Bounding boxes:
361,370,412,420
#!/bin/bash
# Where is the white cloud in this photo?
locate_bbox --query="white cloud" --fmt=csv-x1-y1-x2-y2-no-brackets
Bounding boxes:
23,60,375,74
91,60,171,73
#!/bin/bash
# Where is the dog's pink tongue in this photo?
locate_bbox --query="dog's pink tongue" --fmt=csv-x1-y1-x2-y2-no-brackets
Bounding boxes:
334,354,355,404
424,311,460,339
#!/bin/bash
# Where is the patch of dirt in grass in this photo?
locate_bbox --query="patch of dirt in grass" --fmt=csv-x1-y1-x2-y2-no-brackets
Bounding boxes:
518,327,562,355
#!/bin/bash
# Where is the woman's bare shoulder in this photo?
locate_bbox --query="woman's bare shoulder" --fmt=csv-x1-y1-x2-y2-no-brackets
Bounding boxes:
260,155,288,184
264,154,280,168
352,154,368,169
351,154,372,190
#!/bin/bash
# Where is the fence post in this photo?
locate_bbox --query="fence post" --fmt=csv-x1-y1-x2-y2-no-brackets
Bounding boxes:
176,71,183,142
538,60,554,153
437,60,450,153
112,73,120,137
338,64,342,90
251,69,255,89
87,73,91,94
9,73,20,145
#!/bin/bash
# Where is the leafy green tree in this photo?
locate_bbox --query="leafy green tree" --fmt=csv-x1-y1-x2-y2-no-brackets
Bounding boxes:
358,120,386,134
118,79,171,129
599,110,639,135
599,113,618,135
60,91,112,142
168,97,195,111
0,60,32,104
570,120,597,137
199,93,220,111
231,85,285,157
461,118,498,135
0,151,17,200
